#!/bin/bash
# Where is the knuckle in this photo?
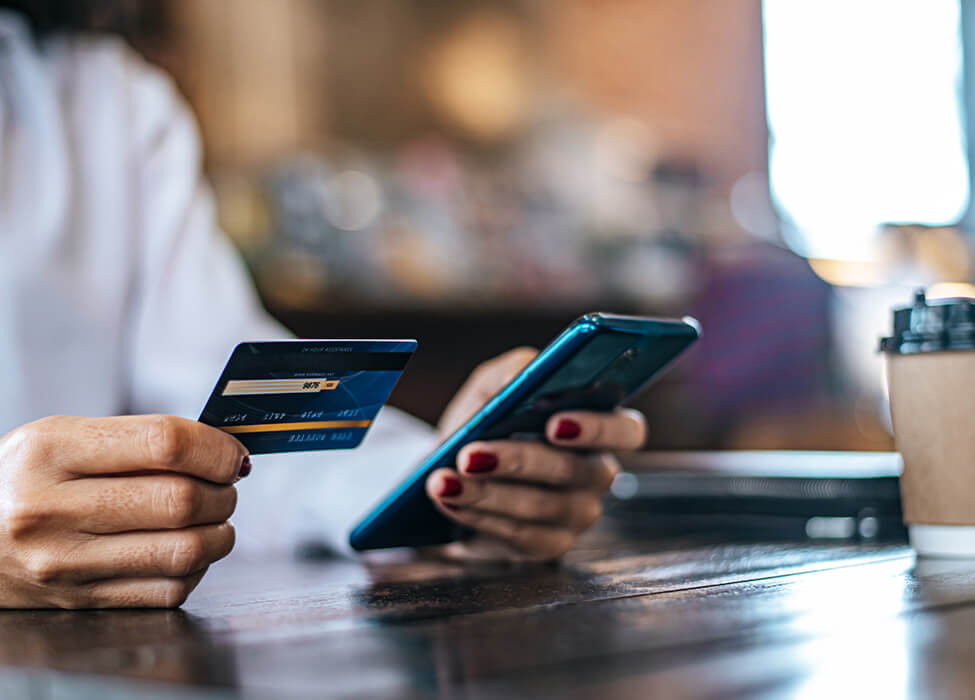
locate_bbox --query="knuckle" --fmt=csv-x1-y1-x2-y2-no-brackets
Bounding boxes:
550,454,576,485
539,531,576,560
54,590,91,610
514,444,542,479
564,456,584,484
24,552,62,584
1,422,50,467
146,416,191,468
161,479,200,528
595,456,620,491
219,522,236,556
58,596,88,610
4,501,46,539
446,504,473,526
222,487,239,521
167,531,207,577
588,417,606,444
578,496,603,529
2,424,35,454
457,479,479,506
623,409,647,447
504,520,529,544
555,531,577,556
504,447,526,479
523,490,554,519
159,579,193,608
486,515,519,541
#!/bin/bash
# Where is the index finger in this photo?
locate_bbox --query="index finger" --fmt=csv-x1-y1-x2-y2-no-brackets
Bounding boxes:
30,415,248,484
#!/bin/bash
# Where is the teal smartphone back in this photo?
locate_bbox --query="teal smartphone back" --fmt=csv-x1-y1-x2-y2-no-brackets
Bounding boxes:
349,313,700,551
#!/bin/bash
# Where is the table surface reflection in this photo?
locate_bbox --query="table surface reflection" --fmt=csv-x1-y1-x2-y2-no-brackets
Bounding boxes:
0,528,972,699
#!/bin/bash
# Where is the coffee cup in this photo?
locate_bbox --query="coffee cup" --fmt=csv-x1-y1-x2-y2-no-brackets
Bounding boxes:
881,289,975,557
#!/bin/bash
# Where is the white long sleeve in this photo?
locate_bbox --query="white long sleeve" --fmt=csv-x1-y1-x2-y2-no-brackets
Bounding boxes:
0,15,438,556
120,45,439,555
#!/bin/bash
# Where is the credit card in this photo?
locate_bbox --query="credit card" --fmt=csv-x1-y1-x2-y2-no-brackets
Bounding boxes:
199,340,416,454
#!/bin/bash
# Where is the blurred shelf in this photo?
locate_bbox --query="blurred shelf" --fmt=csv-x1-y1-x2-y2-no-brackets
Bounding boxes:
259,289,673,317
264,300,651,425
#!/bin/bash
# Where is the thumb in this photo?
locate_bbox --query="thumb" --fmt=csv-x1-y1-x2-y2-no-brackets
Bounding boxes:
437,347,538,437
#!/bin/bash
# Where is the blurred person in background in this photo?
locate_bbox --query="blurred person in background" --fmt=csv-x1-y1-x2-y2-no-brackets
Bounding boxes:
0,1,647,608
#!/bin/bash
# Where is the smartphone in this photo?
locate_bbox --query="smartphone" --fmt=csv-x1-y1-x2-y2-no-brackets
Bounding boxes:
349,312,700,551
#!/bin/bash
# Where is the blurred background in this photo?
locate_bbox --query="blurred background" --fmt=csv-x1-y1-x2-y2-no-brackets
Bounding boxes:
116,0,975,450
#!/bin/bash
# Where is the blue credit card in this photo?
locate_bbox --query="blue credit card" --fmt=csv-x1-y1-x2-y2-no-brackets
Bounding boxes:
198,340,416,454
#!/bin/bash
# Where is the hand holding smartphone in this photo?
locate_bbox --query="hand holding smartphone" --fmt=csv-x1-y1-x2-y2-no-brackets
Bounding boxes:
350,313,700,551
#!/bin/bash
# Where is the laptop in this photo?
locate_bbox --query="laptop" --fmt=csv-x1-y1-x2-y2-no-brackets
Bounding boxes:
607,451,905,541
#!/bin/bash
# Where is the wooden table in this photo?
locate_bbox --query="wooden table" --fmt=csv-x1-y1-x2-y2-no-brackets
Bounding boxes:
0,525,971,699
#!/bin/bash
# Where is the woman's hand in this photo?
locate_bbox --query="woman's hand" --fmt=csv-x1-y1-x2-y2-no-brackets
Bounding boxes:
0,415,248,609
425,348,646,562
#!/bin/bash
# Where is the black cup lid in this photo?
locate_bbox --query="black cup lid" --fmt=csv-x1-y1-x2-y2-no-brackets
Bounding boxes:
880,289,975,354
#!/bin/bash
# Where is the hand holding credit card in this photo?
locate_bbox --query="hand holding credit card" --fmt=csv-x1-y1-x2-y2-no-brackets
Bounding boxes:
199,340,416,454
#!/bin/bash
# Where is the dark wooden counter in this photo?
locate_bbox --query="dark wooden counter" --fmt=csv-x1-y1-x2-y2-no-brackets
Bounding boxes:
0,526,973,698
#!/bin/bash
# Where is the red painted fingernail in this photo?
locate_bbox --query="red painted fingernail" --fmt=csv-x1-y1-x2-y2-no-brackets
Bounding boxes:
439,475,463,497
555,419,582,440
466,451,498,473
238,455,252,479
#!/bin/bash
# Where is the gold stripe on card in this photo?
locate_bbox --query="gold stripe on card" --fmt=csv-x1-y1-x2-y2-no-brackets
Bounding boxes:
219,420,371,434
222,378,340,396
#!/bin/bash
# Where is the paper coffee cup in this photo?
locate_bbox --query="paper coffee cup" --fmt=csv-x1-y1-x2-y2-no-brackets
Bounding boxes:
881,290,975,558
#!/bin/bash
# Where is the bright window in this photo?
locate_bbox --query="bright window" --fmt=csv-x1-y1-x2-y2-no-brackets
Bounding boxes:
763,0,970,260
